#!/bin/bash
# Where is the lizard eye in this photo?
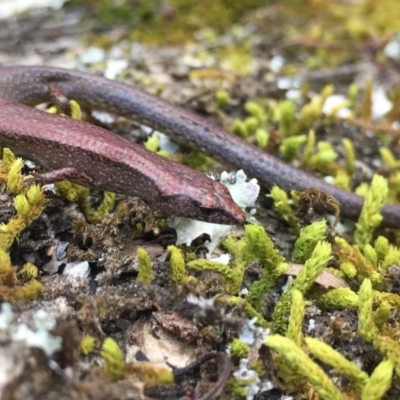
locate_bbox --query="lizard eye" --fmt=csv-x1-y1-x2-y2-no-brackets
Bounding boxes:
198,206,217,216
201,209,229,223
206,211,220,219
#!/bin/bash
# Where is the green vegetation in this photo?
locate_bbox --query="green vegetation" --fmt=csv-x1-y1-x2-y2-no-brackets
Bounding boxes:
68,0,266,43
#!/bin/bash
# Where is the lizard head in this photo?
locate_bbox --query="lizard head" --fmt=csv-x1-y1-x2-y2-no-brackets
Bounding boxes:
160,179,246,225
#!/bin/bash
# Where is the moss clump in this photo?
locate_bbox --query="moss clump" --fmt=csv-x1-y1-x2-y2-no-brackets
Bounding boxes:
187,258,240,294
292,220,327,263
268,186,300,231
230,338,250,358
267,335,343,400
101,338,125,380
244,224,288,310
0,249,42,303
137,247,153,284
80,334,96,356
68,0,266,44
273,241,332,332
168,245,187,284
266,280,394,398
124,362,174,385
361,360,394,400
286,290,305,346
354,175,388,248
56,181,115,223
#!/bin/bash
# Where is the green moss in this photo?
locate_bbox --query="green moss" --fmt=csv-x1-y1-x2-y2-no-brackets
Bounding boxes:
143,135,160,153
305,140,338,173
0,184,46,251
373,336,400,377
362,244,378,266
229,101,269,139
255,128,269,148
168,245,187,284
67,0,266,44
230,119,249,138
372,291,400,308
215,90,230,108
273,241,332,332
1,147,16,173
245,101,268,125
80,334,96,355
292,220,327,264
333,169,351,191
228,377,254,398
137,247,153,284
361,360,393,400
18,262,38,280
183,151,214,171
297,85,333,131
347,83,359,112
286,290,305,346
125,362,174,384
342,138,356,174
340,261,357,279
230,338,250,358
305,337,369,395
0,249,42,303
354,175,388,248
300,128,316,167
358,279,378,343
318,287,359,309
0,151,45,303
245,224,288,309
7,158,24,194
187,258,239,293
265,275,394,397
101,337,125,380
266,335,343,400
335,240,385,286
274,100,296,137
268,186,300,231
56,181,115,223
380,147,400,169
279,135,307,162
374,301,391,331
18,279,42,301
374,236,400,270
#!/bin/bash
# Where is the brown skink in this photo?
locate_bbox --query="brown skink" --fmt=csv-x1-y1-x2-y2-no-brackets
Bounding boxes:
0,65,399,228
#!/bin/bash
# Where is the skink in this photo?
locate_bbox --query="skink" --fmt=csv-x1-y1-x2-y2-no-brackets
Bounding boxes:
0,66,399,228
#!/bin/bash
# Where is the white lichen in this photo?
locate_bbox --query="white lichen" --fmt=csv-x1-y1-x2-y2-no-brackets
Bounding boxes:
239,317,270,349
233,358,273,400
0,304,62,357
